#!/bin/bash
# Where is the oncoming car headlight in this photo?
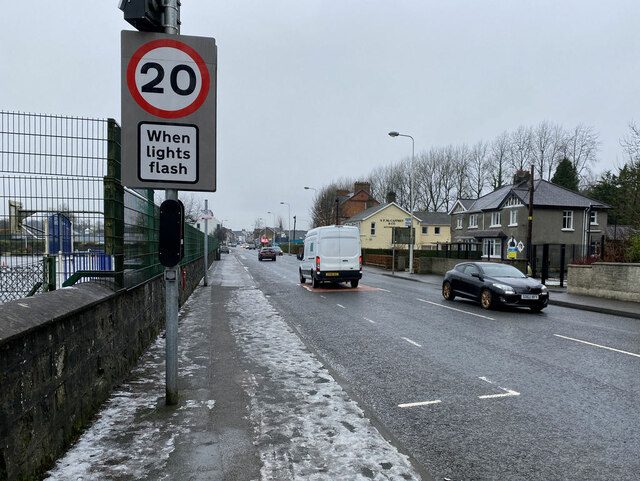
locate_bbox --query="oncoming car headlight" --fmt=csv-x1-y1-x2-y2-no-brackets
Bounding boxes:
492,283,515,294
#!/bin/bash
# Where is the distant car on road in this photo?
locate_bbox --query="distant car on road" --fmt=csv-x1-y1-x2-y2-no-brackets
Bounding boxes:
258,247,277,261
220,245,230,254
273,246,283,256
442,261,548,312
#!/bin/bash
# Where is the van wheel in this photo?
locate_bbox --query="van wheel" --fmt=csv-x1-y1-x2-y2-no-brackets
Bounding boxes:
312,274,320,288
350,279,359,288
299,268,305,284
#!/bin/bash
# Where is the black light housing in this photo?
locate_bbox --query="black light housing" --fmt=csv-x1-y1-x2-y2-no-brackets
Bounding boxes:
119,0,164,32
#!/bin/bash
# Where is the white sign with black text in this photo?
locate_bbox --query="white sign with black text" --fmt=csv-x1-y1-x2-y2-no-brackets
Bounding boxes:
139,122,198,183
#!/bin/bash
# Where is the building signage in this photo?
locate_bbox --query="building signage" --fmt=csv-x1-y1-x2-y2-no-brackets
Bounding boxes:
121,31,216,191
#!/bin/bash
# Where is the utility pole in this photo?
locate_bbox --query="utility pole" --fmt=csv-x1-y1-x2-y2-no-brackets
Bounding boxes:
526,164,534,274
292,215,297,255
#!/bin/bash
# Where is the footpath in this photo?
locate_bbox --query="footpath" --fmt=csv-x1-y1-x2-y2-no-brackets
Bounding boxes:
42,259,639,481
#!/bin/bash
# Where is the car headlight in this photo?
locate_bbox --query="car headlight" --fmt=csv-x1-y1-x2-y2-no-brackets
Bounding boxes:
492,283,515,294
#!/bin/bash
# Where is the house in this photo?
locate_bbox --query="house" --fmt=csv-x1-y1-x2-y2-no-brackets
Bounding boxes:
336,182,380,224
344,202,451,250
450,172,610,260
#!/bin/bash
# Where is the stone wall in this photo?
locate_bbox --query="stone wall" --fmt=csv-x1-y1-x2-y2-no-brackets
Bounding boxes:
0,258,209,481
568,262,640,302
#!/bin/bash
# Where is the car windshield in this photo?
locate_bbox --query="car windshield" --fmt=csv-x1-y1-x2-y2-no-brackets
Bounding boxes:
481,264,525,278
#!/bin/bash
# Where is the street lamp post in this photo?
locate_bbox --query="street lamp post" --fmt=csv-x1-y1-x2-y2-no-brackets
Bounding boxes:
280,201,291,254
388,131,415,274
267,211,276,244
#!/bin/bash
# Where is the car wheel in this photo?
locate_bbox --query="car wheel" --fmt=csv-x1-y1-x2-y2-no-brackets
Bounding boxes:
312,274,320,288
442,281,455,301
480,289,493,310
299,268,305,284
258,257,262,261
273,257,276,261
350,279,359,288
530,305,544,312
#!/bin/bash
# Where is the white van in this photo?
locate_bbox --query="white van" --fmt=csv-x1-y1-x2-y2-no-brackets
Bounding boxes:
299,225,362,288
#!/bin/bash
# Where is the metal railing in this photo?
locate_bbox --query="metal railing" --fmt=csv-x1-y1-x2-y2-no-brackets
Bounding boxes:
0,111,217,303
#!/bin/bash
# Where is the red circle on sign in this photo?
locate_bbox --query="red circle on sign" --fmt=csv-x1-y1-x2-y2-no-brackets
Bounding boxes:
127,38,210,119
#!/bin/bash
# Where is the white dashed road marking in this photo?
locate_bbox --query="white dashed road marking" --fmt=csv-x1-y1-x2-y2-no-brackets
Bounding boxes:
402,337,422,347
417,298,496,320
478,376,520,399
398,400,441,408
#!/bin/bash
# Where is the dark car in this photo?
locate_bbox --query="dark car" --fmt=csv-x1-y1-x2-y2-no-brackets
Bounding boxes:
258,247,277,261
442,262,549,312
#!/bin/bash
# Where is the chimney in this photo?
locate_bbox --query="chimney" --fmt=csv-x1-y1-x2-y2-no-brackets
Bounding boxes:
354,182,371,195
513,170,531,185
386,191,397,203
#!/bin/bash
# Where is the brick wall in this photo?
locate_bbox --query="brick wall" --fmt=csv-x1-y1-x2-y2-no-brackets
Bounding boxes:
568,262,640,302
0,258,209,480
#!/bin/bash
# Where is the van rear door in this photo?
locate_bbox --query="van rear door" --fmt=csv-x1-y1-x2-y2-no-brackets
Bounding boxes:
318,229,360,272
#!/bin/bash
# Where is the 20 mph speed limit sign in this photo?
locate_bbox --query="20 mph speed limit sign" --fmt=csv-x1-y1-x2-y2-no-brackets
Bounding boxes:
121,31,217,191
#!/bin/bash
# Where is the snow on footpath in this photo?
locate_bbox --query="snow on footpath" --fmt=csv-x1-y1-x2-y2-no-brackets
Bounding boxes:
227,285,421,480
44,254,423,480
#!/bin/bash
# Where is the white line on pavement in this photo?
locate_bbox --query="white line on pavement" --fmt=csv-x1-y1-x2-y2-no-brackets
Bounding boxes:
337,304,346,309
478,376,520,399
402,337,422,347
379,288,391,293
554,334,640,358
416,298,496,320
398,400,441,408
363,317,376,324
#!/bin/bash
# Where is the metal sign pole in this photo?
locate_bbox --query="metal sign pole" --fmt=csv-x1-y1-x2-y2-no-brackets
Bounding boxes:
165,0,180,406
204,199,209,286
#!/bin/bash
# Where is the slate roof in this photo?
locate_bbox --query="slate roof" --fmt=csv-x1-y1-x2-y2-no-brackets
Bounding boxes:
605,225,638,241
414,211,451,225
344,202,411,222
463,180,611,213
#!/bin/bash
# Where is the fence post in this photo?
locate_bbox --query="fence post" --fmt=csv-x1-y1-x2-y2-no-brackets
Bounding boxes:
559,244,566,287
43,255,56,291
104,119,124,289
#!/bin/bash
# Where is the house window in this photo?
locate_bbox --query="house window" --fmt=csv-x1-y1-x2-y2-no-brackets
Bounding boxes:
422,226,428,235
469,214,478,228
490,212,501,227
370,222,376,236
562,211,574,230
590,211,598,225
456,215,463,229
483,239,502,258
434,227,441,235
509,209,518,226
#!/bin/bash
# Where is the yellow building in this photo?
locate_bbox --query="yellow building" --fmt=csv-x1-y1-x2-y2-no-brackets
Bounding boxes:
344,203,451,250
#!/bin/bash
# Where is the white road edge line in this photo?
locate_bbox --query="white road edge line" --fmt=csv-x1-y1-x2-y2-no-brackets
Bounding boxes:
402,337,422,347
363,317,376,324
379,288,391,293
416,298,496,320
398,400,441,408
337,304,346,309
554,334,640,358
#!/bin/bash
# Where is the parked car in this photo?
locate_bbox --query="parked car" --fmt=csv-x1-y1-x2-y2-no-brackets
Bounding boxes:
273,246,283,256
220,245,230,254
299,225,362,288
258,247,277,261
442,262,549,312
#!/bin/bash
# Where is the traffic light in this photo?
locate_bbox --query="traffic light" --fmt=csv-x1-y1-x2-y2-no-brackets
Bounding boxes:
159,199,184,267
119,0,164,32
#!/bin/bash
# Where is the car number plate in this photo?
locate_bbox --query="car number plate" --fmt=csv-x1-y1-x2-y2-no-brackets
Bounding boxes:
521,294,539,300
325,272,339,276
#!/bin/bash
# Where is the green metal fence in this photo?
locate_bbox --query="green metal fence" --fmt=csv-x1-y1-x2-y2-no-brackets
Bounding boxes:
0,112,217,303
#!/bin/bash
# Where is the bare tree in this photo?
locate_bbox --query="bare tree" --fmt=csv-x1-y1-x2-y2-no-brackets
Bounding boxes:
179,193,202,224
531,121,567,180
488,131,510,189
508,125,534,172
309,178,353,227
563,123,600,182
621,121,640,163
468,140,489,198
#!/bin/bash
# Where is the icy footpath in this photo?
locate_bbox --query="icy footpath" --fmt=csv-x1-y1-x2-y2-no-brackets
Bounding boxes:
228,285,420,480
44,253,422,480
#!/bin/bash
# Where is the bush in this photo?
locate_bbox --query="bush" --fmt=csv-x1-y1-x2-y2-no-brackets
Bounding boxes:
629,234,640,262
570,255,600,265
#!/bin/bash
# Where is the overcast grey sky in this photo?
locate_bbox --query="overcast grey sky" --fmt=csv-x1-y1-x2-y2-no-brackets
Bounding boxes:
2,1,639,231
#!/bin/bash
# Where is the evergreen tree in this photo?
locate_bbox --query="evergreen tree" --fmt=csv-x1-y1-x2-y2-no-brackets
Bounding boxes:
551,157,580,191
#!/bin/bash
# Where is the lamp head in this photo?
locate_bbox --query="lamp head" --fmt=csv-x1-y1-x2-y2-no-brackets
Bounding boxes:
388,131,400,137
